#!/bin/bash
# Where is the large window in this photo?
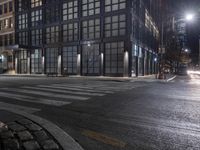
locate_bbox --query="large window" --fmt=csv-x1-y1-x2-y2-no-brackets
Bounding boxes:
31,49,42,74
18,13,28,30
18,31,28,45
105,0,126,12
31,29,42,46
62,46,77,74
31,9,42,27
45,48,58,73
9,1,13,12
16,50,28,74
46,26,59,44
31,0,42,8
104,14,126,37
105,42,124,74
63,22,78,42
0,5,2,15
82,0,100,17
82,44,100,75
82,19,100,40
18,0,29,12
46,4,59,24
63,1,78,21
4,3,7,14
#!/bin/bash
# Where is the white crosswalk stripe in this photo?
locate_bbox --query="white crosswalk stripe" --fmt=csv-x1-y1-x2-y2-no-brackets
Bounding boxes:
22,86,105,96
0,101,40,113
45,85,114,93
2,88,89,101
0,91,70,106
0,81,147,108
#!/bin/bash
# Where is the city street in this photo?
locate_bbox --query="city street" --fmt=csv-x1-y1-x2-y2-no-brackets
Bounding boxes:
0,75,200,149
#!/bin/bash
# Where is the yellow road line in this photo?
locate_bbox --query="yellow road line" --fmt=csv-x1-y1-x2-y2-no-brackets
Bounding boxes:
82,129,126,148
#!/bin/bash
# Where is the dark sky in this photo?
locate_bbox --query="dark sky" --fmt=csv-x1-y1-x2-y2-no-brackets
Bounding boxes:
171,0,200,64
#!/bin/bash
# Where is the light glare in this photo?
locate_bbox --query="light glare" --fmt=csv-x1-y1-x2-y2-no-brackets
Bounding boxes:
186,14,194,21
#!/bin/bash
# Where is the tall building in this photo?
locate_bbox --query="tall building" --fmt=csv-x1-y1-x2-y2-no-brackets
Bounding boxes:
0,0,15,73
14,0,161,77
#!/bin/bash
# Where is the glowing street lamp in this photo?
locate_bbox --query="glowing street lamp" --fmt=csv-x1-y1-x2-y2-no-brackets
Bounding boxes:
185,13,195,21
184,49,189,53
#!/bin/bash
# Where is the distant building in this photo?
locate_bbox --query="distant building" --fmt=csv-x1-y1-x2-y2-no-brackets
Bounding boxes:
14,0,161,77
0,0,15,73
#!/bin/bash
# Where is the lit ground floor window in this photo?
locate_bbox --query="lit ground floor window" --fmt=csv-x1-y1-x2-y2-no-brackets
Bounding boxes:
14,42,158,77
31,49,42,74
62,46,77,74
105,41,124,75
82,44,100,75
45,48,58,73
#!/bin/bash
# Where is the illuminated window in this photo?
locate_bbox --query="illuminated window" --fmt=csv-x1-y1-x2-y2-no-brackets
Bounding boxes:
105,0,126,12
82,0,100,17
104,14,126,37
63,0,78,21
31,0,42,8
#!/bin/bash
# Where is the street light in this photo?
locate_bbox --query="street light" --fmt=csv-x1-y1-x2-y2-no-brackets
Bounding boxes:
185,13,195,21
184,49,189,53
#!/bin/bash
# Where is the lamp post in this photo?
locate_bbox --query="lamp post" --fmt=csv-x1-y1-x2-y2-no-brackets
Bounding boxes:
172,13,196,71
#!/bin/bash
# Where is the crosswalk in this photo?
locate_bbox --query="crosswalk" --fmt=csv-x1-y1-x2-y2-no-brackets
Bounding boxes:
0,81,148,109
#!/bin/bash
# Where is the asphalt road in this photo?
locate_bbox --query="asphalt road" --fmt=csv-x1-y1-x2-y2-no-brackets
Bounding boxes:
0,75,200,150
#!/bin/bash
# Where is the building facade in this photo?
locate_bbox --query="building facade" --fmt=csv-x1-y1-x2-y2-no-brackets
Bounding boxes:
14,0,161,77
0,0,15,73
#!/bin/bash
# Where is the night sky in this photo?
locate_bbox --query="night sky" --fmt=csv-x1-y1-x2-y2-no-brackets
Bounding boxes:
171,0,200,64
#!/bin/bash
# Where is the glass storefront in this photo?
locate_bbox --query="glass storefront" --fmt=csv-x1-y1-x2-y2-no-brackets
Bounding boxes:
82,44,100,75
62,46,77,75
45,48,58,73
31,49,42,74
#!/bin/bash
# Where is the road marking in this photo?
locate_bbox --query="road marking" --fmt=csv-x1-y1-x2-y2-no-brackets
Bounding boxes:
46,85,114,94
1,88,89,101
0,91,71,106
167,75,177,82
23,86,105,96
82,129,126,148
0,101,40,113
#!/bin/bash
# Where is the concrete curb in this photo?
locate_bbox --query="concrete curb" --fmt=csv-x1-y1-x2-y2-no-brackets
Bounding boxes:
0,109,84,150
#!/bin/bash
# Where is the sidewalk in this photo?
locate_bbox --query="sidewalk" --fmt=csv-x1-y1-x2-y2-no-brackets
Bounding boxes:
0,111,62,150
0,110,83,150
130,74,176,82
0,73,176,82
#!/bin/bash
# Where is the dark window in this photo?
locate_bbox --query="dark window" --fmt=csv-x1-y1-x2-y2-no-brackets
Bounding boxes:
9,2,13,12
104,14,126,37
63,0,78,21
46,26,59,44
31,29,42,46
0,5,3,15
18,31,28,45
46,4,59,24
105,42,124,74
4,3,7,13
18,0,29,12
63,22,78,42
45,48,58,73
62,46,77,74
82,19,100,40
